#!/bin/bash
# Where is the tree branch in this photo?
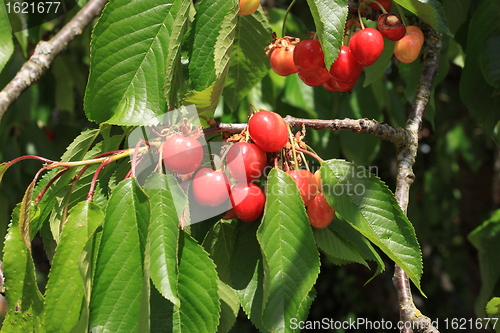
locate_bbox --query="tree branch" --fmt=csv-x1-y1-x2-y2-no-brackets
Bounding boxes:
392,25,442,333
0,0,109,123
205,117,410,146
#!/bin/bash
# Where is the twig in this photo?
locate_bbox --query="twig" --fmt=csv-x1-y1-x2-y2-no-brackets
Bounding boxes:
205,117,410,145
0,0,109,123
392,25,442,333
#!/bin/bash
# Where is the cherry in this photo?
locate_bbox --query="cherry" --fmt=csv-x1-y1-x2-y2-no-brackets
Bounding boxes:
222,208,237,220
323,78,357,93
329,46,362,83
349,28,384,66
405,26,424,45
226,142,267,182
323,79,340,92
270,45,299,76
293,40,325,72
248,110,289,153
307,193,335,229
238,0,259,16
286,169,319,206
229,183,266,222
162,134,203,174
377,14,406,41
367,0,392,12
192,168,230,207
394,34,422,63
298,67,331,87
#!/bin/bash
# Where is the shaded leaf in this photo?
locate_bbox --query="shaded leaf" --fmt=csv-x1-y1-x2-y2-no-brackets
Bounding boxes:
321,160,423,293
175,231,220,332
0,2,13,73
394,0,452,36
480,35,500,89
43,201,104,333
223,8,272,111
257,169,320,333
217,280,240,333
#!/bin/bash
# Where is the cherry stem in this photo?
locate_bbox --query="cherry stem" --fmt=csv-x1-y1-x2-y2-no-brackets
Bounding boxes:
87,157,115,202
34,167,70,205
282,0,297,38
294,146,324,164
395,3,409,27
358,5,366,30
287,126,300,170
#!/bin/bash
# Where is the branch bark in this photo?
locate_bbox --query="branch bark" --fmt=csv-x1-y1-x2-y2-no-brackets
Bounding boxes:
392,26,442,333
0,0,109,123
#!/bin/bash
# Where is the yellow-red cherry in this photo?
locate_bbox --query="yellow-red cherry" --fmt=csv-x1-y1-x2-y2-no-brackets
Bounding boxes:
226,142,267,182
238,0,259,16
349,28,384,66
230,183,266,222
162,135,203,174
307,193,335,228
192,168,230,207
270,45,299,76
394,34,422,63
293,40,325,72
248,110,289,153
286,169,319,206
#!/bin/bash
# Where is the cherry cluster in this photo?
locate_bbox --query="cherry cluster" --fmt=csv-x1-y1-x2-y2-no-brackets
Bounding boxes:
162,110,335,228
267,0,424,92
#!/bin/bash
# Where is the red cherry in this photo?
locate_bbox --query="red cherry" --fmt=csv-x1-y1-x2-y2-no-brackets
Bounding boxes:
226,142,267,182
298,67,331,87
230,183,266,222
270,45,299,76
367,0,392,12
405,26,424,45
349,28,384,66
307,193,335,229
377,14,406,41
293,40,325,72
329,46,362,83
192,168,230,207
162,135,203,174
248,110,289,153
323,79,340,92
332,79,357,92
394,34,422,63
286,169,319,206
238,0,260,16
222,208,237,220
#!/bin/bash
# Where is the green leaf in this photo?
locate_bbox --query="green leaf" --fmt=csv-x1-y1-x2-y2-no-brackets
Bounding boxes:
257,169,320,333
0,2,14,73
144,173,183,307
175,231,220,333
230,222,268,332
2,205,44,332
223,8,271,111
84,1,176,125
203,221,235,285
43,202,104,333
89,178,150,332
314,224,369,267
150,284,174,333
460,1,500,140
189,0,238,91
217,280,240,333
486,297,500,333
321,160,423,293
305,0,349,69
33,129,100,235
393,0,452,36
183,73,229,117
468,209,500,318
282,74,317,118
480,35,500,89
363,39,394,88
163,0,191,107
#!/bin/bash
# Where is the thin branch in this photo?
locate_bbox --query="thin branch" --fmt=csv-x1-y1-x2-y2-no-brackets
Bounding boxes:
0,0,109,123
205,117,410,145
392,25,442,333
